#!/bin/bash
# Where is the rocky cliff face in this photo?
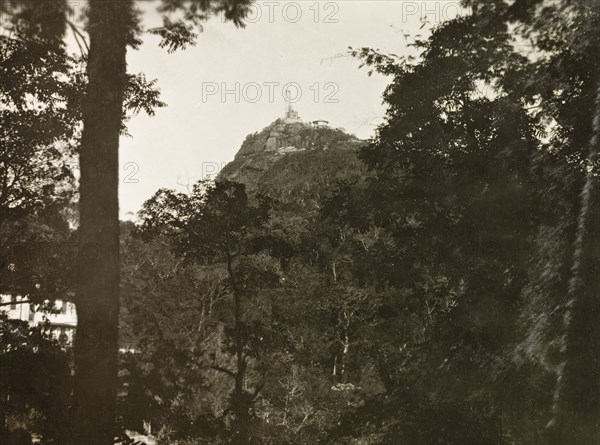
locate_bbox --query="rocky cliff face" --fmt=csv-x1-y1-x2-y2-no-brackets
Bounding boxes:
218,117,364,194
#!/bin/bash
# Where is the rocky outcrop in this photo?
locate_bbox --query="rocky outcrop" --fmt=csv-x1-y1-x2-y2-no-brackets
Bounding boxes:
218,116,363,193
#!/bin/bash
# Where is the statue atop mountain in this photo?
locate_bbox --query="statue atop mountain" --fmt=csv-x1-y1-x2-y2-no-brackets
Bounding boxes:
283,88,302,124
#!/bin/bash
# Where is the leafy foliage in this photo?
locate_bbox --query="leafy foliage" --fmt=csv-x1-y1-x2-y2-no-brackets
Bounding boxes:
0,314,71,445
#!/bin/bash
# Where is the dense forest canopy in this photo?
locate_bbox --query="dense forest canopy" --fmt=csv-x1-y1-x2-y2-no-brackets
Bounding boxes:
1,0,600,444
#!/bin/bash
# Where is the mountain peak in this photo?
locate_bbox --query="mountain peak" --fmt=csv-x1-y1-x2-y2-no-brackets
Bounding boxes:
218,115,364,192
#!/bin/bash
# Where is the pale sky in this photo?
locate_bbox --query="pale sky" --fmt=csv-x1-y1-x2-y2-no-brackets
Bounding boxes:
115,1,465,217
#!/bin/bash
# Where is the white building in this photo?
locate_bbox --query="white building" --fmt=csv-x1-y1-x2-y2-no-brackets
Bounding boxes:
0,294,77,344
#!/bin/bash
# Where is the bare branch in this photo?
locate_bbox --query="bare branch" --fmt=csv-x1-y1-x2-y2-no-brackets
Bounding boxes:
209,365,236,378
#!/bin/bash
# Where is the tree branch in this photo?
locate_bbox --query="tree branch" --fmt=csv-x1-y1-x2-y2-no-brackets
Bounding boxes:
68,21,89,55
209,365,236,378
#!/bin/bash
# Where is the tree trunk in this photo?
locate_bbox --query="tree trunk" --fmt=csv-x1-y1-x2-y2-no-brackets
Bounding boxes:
72,1,128,444
227,252,250,445
0,386,7,441
340,330,349,382
232,286,249,445
547,78,600,443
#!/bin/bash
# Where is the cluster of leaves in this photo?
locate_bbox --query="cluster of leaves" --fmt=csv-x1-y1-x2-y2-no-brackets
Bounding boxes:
0,314,72,445
151,0,252,52
0,3,83,305
327,0,600,443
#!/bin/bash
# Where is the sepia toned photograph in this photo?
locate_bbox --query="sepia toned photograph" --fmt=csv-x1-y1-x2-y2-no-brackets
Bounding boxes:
1,0,599,444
